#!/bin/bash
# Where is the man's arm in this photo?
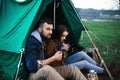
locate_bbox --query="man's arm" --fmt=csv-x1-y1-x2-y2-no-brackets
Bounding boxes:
37,51,62,66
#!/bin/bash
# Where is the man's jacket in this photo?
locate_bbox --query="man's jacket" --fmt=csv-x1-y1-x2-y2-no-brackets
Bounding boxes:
25,30,45,72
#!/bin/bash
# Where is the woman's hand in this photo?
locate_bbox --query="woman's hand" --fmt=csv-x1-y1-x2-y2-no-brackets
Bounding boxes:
61,43,70,51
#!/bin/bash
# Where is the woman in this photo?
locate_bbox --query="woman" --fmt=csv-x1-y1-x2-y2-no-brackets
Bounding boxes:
53,24,104,73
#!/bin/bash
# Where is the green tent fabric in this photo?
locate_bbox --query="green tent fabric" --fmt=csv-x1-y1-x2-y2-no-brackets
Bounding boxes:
60,0,83,45
0,0,53,53
0,51,20,80
0,0,84,79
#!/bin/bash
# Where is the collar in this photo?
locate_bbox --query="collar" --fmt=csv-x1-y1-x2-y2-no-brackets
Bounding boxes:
31,30,42,43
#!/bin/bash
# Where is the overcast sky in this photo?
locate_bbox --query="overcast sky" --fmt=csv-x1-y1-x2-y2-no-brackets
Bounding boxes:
72,0,119,10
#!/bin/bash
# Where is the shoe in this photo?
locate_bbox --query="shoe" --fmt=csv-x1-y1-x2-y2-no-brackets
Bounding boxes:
103,69,107,75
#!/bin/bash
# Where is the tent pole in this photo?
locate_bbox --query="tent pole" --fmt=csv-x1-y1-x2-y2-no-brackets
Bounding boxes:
84,24,114,80
79,12,114,80
91,39,114,80
80,15,114,80
53,0,56,29
70,1,114,80
15,48,24,80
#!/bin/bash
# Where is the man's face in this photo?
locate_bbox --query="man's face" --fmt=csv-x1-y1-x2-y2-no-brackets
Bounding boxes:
39,22,53,39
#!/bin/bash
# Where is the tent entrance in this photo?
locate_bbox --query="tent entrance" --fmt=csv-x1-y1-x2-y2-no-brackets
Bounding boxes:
35,0,68,30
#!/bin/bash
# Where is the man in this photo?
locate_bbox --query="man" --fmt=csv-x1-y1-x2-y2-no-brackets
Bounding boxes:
25,18,87,80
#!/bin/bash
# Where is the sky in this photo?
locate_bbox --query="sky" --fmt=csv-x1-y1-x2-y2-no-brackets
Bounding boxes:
72,0,119,10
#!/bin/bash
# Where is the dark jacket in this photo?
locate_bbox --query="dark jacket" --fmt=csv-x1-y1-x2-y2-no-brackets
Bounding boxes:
25,30,45,72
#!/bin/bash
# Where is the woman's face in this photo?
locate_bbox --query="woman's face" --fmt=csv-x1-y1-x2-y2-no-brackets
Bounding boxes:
60,31,69,42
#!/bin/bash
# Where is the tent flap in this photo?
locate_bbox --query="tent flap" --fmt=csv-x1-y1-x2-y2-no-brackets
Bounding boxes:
0,51,20,80
0,0,43,53
61,0,84,45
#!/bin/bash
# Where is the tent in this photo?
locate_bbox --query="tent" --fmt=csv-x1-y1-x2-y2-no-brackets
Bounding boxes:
0,0,85,79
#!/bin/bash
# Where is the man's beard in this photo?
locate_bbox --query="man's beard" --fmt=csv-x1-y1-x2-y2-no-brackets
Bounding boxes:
40,32,51,43
46,34,52,39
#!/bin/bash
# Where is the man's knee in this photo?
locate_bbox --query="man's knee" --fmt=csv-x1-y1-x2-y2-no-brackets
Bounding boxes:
67,65,80,72
29,65,56,80
42,65,53,69
40,65,54,73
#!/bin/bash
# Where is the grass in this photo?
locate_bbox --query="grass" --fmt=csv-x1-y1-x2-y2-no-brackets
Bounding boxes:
79,21,120,64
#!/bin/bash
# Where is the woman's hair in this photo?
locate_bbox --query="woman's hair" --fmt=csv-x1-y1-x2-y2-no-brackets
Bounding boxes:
53,24,69,40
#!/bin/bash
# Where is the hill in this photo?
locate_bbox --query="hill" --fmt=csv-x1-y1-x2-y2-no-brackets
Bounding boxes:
76,8,120,21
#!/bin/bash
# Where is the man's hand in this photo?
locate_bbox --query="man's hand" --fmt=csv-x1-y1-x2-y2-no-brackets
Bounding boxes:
53,51,62,61
38,51,62,66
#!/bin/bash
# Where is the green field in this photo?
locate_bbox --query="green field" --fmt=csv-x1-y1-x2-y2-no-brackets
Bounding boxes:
80,21,120,64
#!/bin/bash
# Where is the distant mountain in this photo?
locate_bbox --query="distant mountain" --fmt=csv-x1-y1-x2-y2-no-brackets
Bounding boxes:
76,8,120,21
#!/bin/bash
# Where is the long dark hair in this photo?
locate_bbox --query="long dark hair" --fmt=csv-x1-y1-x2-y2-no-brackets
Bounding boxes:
53,24,69,41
